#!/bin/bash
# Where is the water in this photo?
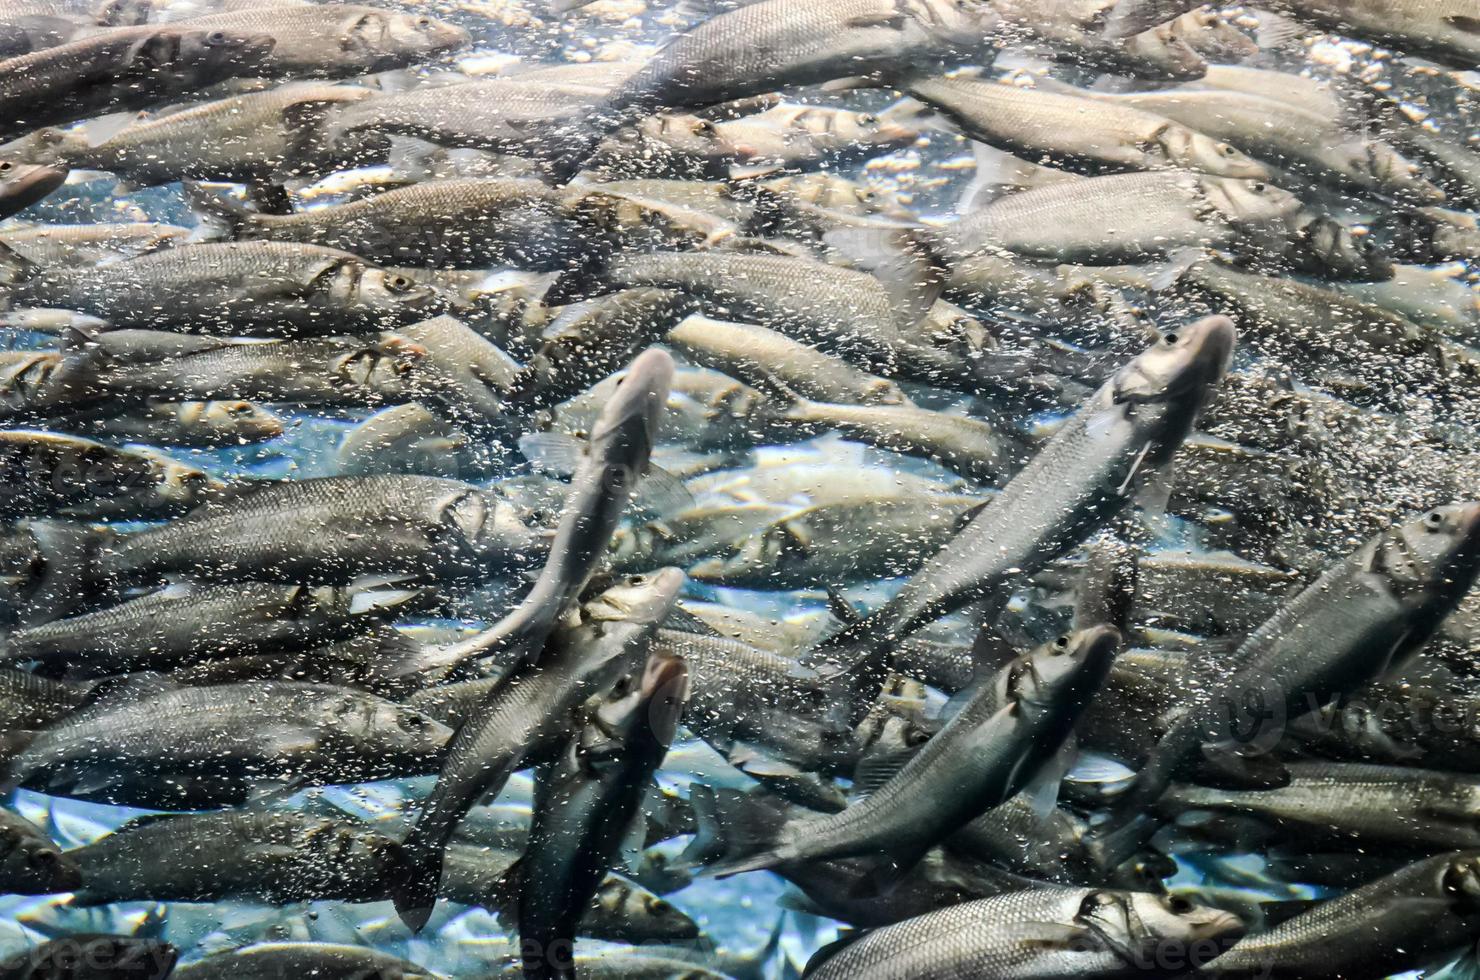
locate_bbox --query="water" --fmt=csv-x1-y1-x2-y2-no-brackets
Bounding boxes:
0,0,1478,977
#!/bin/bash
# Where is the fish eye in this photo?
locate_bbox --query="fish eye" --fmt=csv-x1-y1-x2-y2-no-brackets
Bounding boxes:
1425,510,1446,531
206,30,227,44
415,15,431,26
26,849,57,869
403,713,427,731
905,727,930,747
386,274,413,293
1218,143,1237,156
627,575,644,585
225,403,252,417
1249,182,1266,193
1166,895,1194,914
646,897,671,913
1053,635,1070,651
691,120,716,136
857,113,877,125
1162,331,1179,345
855,188,875,201
0,161,12,173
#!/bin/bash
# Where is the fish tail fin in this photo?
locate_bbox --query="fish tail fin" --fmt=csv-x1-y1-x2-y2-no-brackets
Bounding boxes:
798,611,898,728
387,834,442,933
0,239,35,303
1087,811,1162,872
682,785,791,878
181,182,255,240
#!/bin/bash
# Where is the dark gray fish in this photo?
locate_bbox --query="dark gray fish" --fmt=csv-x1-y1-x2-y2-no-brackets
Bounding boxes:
1202,851,1480,978
0,807,79,895
3,81,377,191
4,679,452,808
517,648,689,980
177,4,468,78
168,943,432,980
404,347,673,678
802,885,1242,979
705,627,1118,878
1101,503,1480,861
5,241,446,336
549,0,999,178
0,429,219,520
100,475,542,587
1,581,422,675
68,808,399,905
0,25,275,137
813,316,1234,721
390,568,684,932
92,334,433,408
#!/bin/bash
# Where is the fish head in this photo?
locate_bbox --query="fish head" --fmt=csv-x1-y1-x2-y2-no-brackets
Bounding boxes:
636,647,690,748
139,450,217,509
1111,314,1236,407
0,825,81,893
150,28,276,83
1121,23,1208,80
583,567,686,626
909,0,1001,48
593,878,701,940
335,9,469,70
0,352,61,411
1169,8,1257,61
635,113,743,161
1360,142,1447,204
332,335,427,393
379,11,471,61
193,400,287,442
1201,176,1302,226
351,267,446,322
1437,852,1480,914
1372,502,1480,608
587,347,675,472
1165,128,1270,181
1111,891,1247,962
335,693,452,758
0,128,87,168
1007,625,1121,718
1290,213,1394,282
93,0,154,26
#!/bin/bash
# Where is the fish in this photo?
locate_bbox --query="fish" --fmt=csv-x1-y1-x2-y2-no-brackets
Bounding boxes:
1259,0,1480,68
1201,851,1480,978
516,648,689,980
4,677,451,808
949,172,1302,263
0,25,276,137
902,74,1271,179
3,82,377,196
0,806,80,894
176,4,469,78
389,568,684,932
0,934,178,979
67,808,401,905
2,240,447,335
812,316,1235,721
168,943,433,980
49,398,286,447
704,627,1118,879
99,475,543,588
0,428,219,520
801,886,1243,979
0,580,423,675
1100,503,1480,860
406,347,674,679
0,157,64,219
547,0,1000,178
90,334,433,408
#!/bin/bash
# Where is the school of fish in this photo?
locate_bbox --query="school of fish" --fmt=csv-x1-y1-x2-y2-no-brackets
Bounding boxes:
0,0,1476,976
